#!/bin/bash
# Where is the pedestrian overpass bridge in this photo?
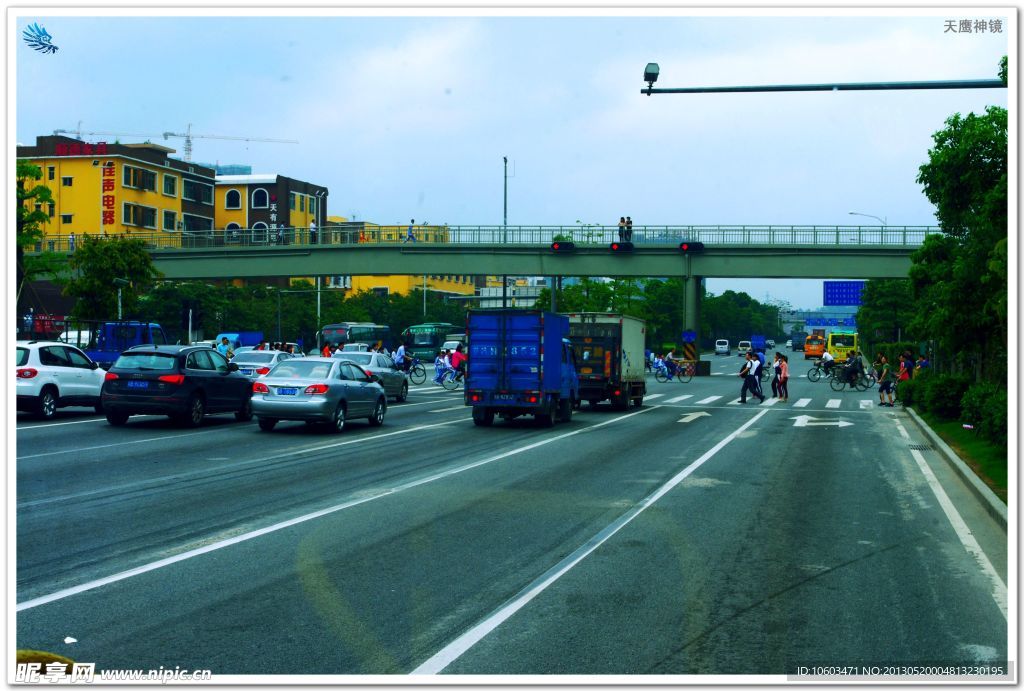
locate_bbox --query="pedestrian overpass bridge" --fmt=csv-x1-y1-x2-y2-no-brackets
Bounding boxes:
36,224,941,331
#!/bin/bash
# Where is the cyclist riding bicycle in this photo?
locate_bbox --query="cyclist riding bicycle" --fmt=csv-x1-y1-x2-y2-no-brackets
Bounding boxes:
820,350,835,375
664,348,681,379
450,344,467,381
394,343,410,372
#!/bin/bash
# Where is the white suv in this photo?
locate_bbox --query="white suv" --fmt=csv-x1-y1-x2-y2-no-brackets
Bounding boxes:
16,340,107,419
714,339,730,355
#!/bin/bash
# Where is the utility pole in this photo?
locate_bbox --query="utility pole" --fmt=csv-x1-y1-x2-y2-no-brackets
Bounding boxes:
503,156,509,309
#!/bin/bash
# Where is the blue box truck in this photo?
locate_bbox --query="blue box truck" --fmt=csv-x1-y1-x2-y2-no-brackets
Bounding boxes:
465,310,579,427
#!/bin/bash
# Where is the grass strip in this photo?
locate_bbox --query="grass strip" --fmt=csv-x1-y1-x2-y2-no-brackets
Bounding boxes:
919,411,1007,504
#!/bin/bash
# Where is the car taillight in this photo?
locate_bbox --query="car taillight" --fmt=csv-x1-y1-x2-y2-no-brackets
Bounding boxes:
104,372,119,381
527,395,538,403
158,374,186,385
304,384,329,395
252,382,269,394
17,368,38,379
256,367,271,375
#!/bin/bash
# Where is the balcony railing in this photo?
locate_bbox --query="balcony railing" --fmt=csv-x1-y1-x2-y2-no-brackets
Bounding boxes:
29,224,943,254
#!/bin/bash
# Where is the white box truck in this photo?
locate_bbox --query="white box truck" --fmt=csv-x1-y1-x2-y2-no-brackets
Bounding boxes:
567,313,647,410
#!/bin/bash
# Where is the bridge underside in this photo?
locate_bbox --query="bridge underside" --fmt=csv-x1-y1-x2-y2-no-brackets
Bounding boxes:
151,244,913,280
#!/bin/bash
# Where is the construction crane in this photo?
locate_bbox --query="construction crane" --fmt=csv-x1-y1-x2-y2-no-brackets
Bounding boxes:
162,124,298,162
53,125,160,141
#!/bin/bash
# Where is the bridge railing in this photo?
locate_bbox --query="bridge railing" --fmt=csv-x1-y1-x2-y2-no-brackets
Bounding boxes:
29,224,942,254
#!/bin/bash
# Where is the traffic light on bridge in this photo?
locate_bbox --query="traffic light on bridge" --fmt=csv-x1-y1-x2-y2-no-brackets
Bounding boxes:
550,241,576,253
679,241,705,253
609,241,634,253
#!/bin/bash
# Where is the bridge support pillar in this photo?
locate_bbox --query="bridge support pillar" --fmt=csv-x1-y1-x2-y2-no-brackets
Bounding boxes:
684,275,701,336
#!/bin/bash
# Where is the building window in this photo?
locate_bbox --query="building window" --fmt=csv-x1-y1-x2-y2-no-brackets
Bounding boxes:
163,174,177,197
182,179,214,205
123,203,158,229
123,165,157,192
371,287,389,298
225,189,241,209
299,195,305,212
252,188,269,208
163,210,177,231
289,192,296,210
48,202,55,218
61,177,72,187
47,166,55,181
182,214,214,232
60,214,72,224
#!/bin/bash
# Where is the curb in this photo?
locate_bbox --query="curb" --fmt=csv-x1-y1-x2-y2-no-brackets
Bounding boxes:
905,406,1007,529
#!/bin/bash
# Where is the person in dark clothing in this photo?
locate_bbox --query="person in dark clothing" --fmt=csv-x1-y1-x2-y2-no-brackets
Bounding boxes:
625,216,633,241
738,351,765,403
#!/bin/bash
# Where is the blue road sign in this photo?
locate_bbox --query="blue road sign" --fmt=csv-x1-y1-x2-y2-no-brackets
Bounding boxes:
823,281,866,306
681,330,698,343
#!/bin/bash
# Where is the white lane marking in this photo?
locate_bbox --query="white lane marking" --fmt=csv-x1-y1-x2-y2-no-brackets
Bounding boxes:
429,405,467,413
696,396,722,405
760,397,781,407
710,373,724,376
859,400,875,410
18,428,226,460
643,393,665,400
677,412,710,423
17,407,657,611
825,399,842,409
793,398,811,408
895,421,911,440
726,399,741,406
412,408,772,675
18,414,161,430
665,394,693,403
17,418,469,510
902,438,1007,619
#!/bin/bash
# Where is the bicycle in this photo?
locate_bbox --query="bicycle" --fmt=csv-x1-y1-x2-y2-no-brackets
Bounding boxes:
829,367,870,392
406,357,426,385
655,360,693,384
806,360,838,383
441,367,464,391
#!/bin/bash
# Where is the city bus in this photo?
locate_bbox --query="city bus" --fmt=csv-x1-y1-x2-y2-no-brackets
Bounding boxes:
827,330,859,361
804,334,826,359
317,322,391,353
401,322,458,360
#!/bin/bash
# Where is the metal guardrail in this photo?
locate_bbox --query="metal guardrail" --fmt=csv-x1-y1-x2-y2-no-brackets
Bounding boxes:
31,224,942,254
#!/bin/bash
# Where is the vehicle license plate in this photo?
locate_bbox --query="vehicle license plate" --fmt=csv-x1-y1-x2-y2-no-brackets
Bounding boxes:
240,369,254,376
493,394,514,401
127,380,149,389
277,388,297,395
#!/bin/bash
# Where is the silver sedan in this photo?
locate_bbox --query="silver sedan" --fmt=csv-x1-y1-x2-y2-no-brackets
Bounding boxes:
231,351,293,381
333,352,409,402
251,357,387,433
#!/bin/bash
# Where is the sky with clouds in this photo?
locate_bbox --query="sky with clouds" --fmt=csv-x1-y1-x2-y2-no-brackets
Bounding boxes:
13,9,1011,309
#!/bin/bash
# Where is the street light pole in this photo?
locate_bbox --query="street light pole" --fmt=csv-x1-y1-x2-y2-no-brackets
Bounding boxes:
848,211,887,226
112,277,130,320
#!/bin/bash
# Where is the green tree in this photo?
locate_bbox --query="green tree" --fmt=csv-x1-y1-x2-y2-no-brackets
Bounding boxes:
63,236,163,320
911,57,1007,380
16,162,66,302
855,279,915,344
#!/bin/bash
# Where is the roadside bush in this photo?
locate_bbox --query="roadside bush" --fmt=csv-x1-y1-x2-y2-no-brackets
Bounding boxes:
897,372,926,408
961,381,1007,447
920,373,972,419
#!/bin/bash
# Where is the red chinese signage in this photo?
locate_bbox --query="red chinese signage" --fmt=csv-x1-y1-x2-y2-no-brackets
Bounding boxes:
54,141,108,156
101,162,115,226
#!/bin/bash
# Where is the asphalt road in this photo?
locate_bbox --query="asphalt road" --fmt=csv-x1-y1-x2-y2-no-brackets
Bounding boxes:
15,353,1009,678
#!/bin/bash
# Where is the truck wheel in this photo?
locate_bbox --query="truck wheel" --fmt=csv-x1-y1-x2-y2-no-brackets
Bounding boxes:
632,396,643,408
535,402,555,427
472,407,494,426
257,417,278,432
557,396,573,423
105,410,129,426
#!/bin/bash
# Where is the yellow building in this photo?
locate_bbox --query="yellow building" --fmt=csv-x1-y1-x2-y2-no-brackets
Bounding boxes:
315,216,478,297
17,135,216,250
214,174,326,244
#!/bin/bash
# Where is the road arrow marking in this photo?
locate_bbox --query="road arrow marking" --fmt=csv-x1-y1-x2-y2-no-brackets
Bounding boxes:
678,411,711,423
791,415,853,428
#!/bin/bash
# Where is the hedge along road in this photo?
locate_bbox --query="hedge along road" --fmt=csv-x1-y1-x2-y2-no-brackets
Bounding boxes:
15,375,1007,677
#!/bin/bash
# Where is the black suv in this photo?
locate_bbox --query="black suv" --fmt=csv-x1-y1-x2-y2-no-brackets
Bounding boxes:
101,345,253,427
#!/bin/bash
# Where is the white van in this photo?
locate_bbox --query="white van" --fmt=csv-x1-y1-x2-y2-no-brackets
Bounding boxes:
737,340,752,355
715,339,730,355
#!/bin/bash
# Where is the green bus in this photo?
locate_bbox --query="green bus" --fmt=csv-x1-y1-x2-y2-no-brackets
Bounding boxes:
402,322,459,359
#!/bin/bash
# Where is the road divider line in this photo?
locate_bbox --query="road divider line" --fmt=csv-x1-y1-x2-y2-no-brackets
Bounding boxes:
411,407,771,675
898,423,1007,619
644,393,665,400
17,427,228,460
17,414,161,430
429,405,468,413
16,407,658,611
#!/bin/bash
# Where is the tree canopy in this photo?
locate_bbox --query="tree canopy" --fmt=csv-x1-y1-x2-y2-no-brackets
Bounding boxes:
62,236,164,320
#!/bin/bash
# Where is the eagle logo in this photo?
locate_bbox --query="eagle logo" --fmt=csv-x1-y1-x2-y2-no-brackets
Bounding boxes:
23,23,58,54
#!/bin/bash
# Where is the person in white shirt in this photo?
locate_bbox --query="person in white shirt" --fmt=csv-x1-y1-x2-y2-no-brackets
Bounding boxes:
821,350,835,375
394,343,408,371
739,351,766,404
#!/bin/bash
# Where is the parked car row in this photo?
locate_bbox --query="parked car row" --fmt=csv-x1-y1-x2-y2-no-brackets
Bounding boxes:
16,340,412,433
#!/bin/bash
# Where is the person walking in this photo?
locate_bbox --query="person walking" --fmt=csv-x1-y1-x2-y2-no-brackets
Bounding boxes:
403,219,417,244
309,219,317,245
68,232,76,253
770,352,782,398
877,355,894,407
216,337,231,358
617,217,626,242
738,351,766,404
625,216,633,242
778,354,790,402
